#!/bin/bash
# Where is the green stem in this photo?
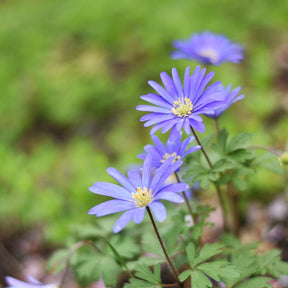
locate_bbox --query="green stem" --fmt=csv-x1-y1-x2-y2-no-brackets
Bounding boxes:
190,126,228,232
214,118,220,134
174,172,197,224
228,181,240,236
146,207,182,287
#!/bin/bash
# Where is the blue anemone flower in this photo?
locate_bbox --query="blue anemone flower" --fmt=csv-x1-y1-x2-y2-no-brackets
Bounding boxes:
171,32,244,65
88,155,188,233
136,66,223,135
138,131,201,170
206,84,244,119
5,275,57,288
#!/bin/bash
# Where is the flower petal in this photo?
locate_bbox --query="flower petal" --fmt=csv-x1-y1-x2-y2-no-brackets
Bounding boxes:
89,182,131,200
149,201,167,222
133,208,146,224
113,210,135,233
154,192,184,203
88,199,133,216
107,167,135,192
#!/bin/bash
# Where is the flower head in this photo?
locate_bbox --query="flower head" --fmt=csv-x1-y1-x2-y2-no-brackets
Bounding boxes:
5,275,57,288
206,84,244,118
171,32,244,65
88,155,188,233
138,131,201,170
136,66,223,135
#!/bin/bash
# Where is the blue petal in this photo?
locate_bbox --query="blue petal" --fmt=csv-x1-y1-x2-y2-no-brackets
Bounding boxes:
133,208,146,224
89,182,131,200
88,199,133,216
142,154,152,188
149,201,167,222
136,105,171,114
107,167,135,192
150,157,182,192
128,169,142,188
141,93,172,109
148,80,174,103
154,192,184,203
172,67,184,98
113,210,135,233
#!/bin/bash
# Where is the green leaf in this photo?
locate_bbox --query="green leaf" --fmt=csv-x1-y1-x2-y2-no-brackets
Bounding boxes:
227,149,254,162
179,269,193,282
164,222,182,255
197,261,240,282
226,133,254,152
255,249,288,277
235,277,272,288
191,243,224,267
190,270,212,288
212,159,235,172
47,248,69,273
135,264,161,284
102,237,132,276
185,242,196,265
216,129,229,155
124,278,161,288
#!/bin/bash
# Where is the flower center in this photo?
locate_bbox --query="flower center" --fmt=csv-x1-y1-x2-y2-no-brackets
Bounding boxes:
171,97,193,117
198,48,219,64
161,152,181,163
132,187,153,208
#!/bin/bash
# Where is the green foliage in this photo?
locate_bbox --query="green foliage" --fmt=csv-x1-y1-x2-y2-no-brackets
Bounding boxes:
235,277,272,288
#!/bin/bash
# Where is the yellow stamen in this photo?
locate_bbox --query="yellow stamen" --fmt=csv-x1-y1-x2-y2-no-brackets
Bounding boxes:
171,97,193,117
161,152,181,163
132,187,153,208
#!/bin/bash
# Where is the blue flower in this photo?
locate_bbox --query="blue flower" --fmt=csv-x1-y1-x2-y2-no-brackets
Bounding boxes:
206,84,244,119
138,131,201,170
88,155,188,233
171,32,244,65
136,66,223,135
5,275,57,288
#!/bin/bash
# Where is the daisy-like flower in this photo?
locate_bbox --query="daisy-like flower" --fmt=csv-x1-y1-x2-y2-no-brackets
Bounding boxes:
5,275,57,288
138,131,201,170
88,155,188,233
136,66,223,135
171,32,244,65
206,84,244,119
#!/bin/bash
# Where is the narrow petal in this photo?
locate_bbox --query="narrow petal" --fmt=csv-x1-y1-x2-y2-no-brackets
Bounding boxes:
89,182,131,200
142,154,152,187
183,145,201,157
141,93,172,109
149,201,167,222
88,199,133,216
136,105,171,114
189,119,205,133
150,157,182,192
133,208,146,224
154,192,184,203
107,167,135,192
156,183,189,194
172,67,184,98
128,169,142,188
148,80,174,102
113,210,135,233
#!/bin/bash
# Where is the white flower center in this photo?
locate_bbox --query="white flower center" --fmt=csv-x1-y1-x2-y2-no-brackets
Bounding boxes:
198,48,219,64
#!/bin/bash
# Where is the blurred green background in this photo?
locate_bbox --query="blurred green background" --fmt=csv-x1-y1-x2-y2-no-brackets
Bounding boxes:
0,0,288,244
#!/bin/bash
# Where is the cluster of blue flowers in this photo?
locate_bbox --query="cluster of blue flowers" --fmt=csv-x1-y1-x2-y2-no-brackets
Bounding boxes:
5,31,245,288
88,31,245,233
